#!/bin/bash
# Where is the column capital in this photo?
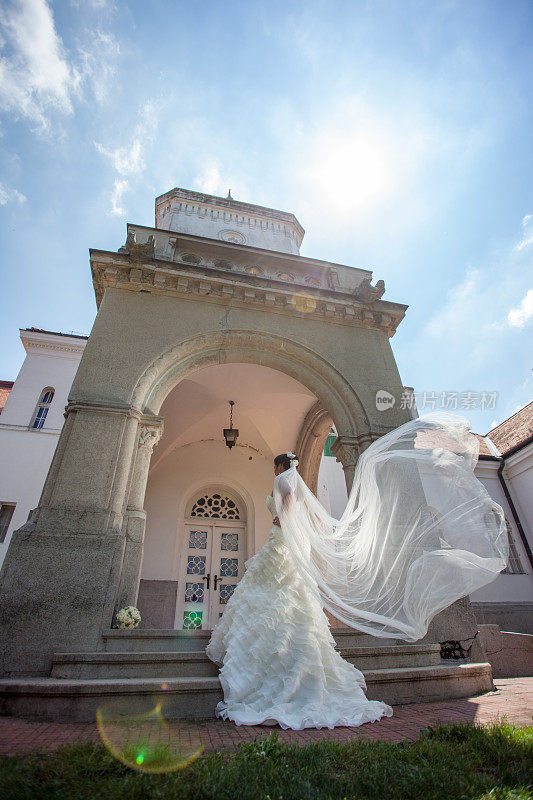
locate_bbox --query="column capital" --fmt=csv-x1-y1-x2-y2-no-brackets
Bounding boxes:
331,431,384,469
137,417,164,454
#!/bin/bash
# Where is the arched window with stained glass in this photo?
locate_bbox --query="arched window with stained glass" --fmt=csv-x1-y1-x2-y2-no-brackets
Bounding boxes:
188,489,244,520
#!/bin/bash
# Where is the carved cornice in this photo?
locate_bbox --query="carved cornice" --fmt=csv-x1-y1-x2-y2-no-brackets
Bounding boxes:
90,250,407,337
21,338,86,357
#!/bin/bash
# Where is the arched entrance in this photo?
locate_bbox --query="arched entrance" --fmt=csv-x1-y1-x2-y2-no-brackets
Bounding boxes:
137,359,330,628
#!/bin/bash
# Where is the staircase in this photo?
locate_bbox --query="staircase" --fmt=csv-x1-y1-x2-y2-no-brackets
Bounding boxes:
0,629,495,722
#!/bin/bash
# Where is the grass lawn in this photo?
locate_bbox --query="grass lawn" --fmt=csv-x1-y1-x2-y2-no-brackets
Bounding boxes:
0,719,531,800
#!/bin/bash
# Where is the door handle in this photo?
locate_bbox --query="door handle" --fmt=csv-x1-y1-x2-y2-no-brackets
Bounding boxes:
213,574,219,590
202,573,210,590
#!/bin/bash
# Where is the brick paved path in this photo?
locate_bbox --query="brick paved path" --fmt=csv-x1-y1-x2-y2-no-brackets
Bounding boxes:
0,677,531,758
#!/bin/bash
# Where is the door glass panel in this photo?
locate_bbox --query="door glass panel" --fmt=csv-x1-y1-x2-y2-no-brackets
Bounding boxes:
221,532,238,551
219,583,236,604
186,555,206,574
220,557,238,577
185,582,204,602
188,530,207,549
183,611,203,629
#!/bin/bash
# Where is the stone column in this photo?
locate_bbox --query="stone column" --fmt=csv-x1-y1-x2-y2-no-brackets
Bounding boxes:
331,432,380,491
0,402,148,676
115,419,163,613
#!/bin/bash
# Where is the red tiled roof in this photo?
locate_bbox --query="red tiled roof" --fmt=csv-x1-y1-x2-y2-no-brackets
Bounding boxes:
0,381,14,415
410,426,485,458
487,400,533,455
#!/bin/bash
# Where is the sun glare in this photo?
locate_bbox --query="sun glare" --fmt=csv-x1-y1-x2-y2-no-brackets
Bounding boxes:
304,129,394,215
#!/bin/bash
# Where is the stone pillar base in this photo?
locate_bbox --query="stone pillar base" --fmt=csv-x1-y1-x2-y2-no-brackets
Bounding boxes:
417,596,488,663
0,530,125,677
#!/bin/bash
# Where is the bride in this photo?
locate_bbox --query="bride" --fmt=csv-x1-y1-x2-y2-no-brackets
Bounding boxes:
205,411,509,730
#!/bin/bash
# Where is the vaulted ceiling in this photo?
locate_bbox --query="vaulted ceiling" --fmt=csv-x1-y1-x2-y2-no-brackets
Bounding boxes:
149,362,318,471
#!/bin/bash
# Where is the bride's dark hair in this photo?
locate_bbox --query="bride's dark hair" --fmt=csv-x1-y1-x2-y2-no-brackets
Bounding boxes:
274,452,299,471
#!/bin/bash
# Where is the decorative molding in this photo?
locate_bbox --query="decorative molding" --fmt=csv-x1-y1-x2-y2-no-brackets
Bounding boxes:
138,422,164,453
331,430,388,469
90,253,406,337
0,422,61,435
218,229,246,245
353,277,386,303
65,401,163,432
118,231,155,261
21,338,86,356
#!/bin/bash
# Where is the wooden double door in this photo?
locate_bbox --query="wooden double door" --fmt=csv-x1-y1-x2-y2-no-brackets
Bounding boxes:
176,518,246,630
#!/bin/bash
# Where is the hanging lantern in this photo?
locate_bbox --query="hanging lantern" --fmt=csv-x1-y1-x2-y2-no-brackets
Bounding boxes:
223,400,239,450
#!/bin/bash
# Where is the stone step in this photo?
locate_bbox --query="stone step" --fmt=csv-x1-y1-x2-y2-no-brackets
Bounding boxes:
0,662,494,723
51,643,442,679
51,651,220,679
102,628,403,653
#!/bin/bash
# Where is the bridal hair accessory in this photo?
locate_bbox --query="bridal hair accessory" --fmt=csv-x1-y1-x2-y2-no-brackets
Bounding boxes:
286,451,299,468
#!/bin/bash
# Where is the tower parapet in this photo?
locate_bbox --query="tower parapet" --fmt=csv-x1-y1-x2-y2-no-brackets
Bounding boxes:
155,187,305,255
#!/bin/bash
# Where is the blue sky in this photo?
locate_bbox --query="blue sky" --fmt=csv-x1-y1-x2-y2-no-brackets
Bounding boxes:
0,0,531,434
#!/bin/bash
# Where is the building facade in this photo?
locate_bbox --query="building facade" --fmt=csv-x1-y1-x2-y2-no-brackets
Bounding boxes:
0,188,530,685
0,329,86,566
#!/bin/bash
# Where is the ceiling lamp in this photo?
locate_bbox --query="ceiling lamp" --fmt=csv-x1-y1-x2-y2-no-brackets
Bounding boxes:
223,400,239,450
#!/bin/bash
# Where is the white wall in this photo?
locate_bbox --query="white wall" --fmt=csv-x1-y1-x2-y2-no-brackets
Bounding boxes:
142,439,274,581
469,459,533,603
317,453,348,518
155,198,301,255
0,330,85,565
501,446,533,550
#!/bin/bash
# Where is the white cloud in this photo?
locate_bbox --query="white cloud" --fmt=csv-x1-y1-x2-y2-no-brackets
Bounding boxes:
77,29,120,105
508,289,533,328
70,0,115,8
0,0,80,129
110,178,128,216
0,181,26,204
95,101,159,215
95,138,143,177
0,0,120,131
516,214,533,251
194,164,222,195
191,160,249,201
425,267,481,339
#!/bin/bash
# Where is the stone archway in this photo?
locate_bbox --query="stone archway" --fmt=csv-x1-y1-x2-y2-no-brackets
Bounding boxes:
117,331,372,616
127,329,376,500
294,401,332,495
132,329,369,437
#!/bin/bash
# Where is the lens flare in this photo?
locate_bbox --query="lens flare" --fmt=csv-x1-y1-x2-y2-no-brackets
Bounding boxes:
96,696,204,773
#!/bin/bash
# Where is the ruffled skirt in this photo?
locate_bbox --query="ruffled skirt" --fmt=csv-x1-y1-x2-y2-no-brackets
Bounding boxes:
205,526,394,729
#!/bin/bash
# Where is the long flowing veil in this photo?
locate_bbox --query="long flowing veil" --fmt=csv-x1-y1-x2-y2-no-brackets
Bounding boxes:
273,410,509,642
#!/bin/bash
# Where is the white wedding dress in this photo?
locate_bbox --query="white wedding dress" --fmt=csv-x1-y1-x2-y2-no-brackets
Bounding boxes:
205,493,394,729
205,411,508,730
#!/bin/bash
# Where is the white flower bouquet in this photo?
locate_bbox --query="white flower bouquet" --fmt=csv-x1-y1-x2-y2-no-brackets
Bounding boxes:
115,606,141,629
